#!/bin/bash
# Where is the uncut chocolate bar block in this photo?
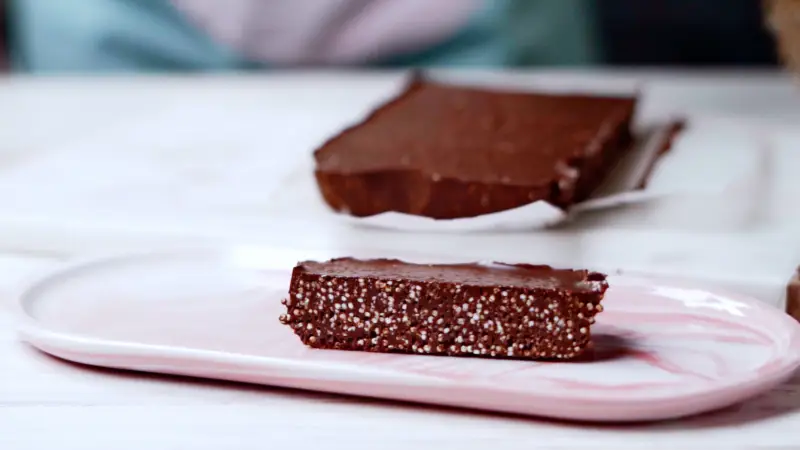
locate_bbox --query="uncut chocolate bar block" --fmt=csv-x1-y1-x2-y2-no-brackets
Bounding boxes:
279,258,608,360
314,79,637,219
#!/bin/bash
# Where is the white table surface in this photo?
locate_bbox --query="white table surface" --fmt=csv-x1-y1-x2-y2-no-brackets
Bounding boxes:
2,70,800,449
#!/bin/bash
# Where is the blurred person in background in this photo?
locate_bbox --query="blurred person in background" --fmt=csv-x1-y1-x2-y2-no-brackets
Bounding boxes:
0,0,779,72
0,0,7,70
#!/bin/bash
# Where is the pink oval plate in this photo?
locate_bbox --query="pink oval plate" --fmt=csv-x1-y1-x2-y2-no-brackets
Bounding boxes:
16,248,800,422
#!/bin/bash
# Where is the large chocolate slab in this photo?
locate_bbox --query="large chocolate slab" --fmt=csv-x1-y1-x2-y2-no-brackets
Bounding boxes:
314,79,637,219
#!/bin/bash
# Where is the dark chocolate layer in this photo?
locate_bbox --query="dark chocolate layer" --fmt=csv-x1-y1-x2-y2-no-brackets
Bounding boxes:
280,258,608,360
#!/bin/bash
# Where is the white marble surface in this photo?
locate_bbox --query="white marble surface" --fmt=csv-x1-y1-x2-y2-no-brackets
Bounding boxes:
1,70,800,448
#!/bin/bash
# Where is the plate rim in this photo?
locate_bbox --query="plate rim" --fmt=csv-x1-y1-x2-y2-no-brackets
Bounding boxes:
15,247,800,419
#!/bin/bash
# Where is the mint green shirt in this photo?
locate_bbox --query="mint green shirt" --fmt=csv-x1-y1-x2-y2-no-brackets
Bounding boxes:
10,0,598,72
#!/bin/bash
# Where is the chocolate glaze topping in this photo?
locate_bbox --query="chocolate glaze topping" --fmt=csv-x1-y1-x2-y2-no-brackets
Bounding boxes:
316,81,635,185
299,259,605,292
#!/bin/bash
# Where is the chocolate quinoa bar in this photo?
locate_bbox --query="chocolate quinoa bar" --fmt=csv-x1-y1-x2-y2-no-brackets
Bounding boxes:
279,258,608,360
787,266,800,321
314,78,637,219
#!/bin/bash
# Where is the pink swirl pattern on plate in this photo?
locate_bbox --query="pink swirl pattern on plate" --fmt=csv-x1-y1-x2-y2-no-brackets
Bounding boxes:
16,249,800,422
